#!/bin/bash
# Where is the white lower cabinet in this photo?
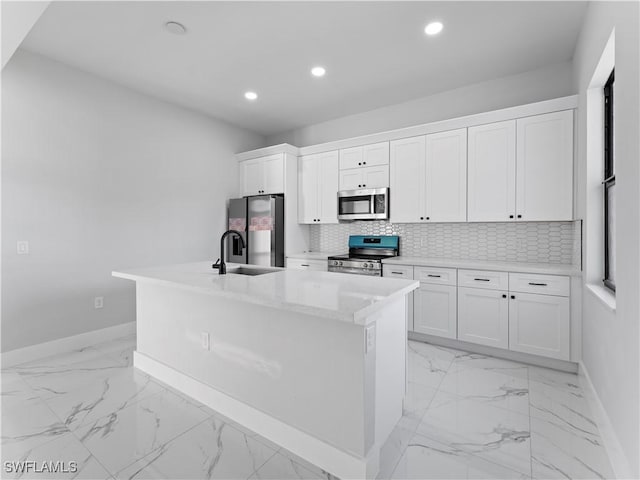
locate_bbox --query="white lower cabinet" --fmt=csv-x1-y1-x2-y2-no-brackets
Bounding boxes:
414,283,457,339
508,292,570,361
457,287,509,349
382,264,414,332
286,258,327,271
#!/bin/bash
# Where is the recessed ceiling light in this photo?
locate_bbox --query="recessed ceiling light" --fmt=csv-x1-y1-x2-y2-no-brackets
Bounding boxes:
311,66,326,77
164,21,187,35
424,21,443,36
244,91,258,101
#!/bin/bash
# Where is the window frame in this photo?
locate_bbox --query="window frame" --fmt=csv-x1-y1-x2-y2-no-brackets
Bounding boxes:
603,69,615,292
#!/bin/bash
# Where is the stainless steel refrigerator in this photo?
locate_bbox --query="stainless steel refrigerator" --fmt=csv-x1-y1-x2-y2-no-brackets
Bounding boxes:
226,195,285,267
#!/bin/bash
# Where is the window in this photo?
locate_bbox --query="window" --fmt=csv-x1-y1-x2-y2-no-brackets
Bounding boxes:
603,69,616,291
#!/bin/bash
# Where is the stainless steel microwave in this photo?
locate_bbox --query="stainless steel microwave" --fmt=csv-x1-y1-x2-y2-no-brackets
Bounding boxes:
337,187,389,221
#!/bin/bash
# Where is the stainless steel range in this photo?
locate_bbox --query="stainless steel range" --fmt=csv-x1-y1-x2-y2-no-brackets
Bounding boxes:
328,235,399,276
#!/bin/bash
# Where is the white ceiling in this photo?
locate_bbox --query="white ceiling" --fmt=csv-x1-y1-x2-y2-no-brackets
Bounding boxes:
20,1,588,136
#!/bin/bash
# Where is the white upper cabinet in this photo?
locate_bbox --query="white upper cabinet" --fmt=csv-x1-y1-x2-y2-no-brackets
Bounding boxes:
390,136,426,223
339,165,389,190
516,110,574,221
339,142,389,169
468,120,517,222
467,111,573,222
390,130,467,223
425,129,467,222
240,154,284,196
298,151,339,224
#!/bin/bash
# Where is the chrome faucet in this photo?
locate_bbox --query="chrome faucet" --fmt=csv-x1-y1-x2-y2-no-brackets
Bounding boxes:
213,230,245,274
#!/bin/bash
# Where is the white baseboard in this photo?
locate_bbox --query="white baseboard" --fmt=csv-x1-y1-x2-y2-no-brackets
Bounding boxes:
1,322,136,367
134,351,379,479
579,361,633,479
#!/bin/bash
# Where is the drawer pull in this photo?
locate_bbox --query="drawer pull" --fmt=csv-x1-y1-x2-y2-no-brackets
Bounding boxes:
427,274,441,278
391,271,404,275
301,264,310,267
474,278,490,282
528,282,548,286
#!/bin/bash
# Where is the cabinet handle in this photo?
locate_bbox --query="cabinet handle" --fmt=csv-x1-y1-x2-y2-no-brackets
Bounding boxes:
502,294,507,298
474,278,490,282
363,161,367,165
358,162,362,166
358,184,362,187
517,214,522,219
363,184,366,187
391,271,404,275
426,217,430,220
511,295,516,299
427,274,441,278
528,282,548,286
420,216,424,220
301,264,310,267
509,215,514,219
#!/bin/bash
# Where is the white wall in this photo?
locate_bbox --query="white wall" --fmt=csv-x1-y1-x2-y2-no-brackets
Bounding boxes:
1,1,50,69
573,1,639,477
267,62,574,147
1,49,265,352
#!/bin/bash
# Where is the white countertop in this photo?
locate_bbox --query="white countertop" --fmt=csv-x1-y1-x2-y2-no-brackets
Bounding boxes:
286,251,341,260
113,261,418,325
383,256,581,276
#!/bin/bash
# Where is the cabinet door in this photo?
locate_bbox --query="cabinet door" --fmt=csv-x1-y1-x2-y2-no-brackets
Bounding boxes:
262,154,285,194
361,165,389,188
509,293,570,360
414,283,457,339
458,287,509,348
516,110,573,221
241,158,264,196
363,142,390,167
339,146,363,170
339,169,362,191
467,121,516,222
317,151,339,224
298,154,318,223
390,136,426,223
425,129,467,222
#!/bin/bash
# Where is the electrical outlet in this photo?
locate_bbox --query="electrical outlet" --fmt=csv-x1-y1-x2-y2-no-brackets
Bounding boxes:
365,325,375,353
17,241,29,255
94,296,104,309
201,332,210,350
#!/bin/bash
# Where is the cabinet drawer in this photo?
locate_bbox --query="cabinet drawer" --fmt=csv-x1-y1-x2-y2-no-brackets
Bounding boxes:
414,266,456,286
286,258,327,271
383,264,414,279
458,269,508,290
509,273,570,297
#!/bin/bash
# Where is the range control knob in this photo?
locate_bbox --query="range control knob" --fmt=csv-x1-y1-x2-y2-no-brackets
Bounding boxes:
333,261,339,266
338,261,343,266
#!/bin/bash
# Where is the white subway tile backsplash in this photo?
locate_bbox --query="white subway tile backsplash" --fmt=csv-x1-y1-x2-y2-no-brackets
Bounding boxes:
309,221,581,266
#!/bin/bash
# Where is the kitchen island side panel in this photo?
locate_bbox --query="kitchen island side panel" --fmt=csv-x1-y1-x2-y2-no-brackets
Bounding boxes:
135,281,371,457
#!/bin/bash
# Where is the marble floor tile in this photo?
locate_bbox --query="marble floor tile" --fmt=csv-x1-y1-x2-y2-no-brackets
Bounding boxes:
116,416,277,480
74,388,210,474
415,390,532,476
250,452,324,479
16,357,128,401
12,346,111,370
45,369,166,431
530,404,614,479
528,366,593,423
391,431,530,479
2,432,111,480
376,425,415,480
1,385,69,453
407,342,452,389
93,336,137,367
438,365,529,414
451,352,530,381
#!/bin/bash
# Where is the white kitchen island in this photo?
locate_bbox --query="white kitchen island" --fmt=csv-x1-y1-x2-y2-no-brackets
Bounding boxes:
113,262,418,479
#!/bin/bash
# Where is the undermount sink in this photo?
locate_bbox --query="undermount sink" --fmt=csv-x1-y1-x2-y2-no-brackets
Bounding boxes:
226,266,279,276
